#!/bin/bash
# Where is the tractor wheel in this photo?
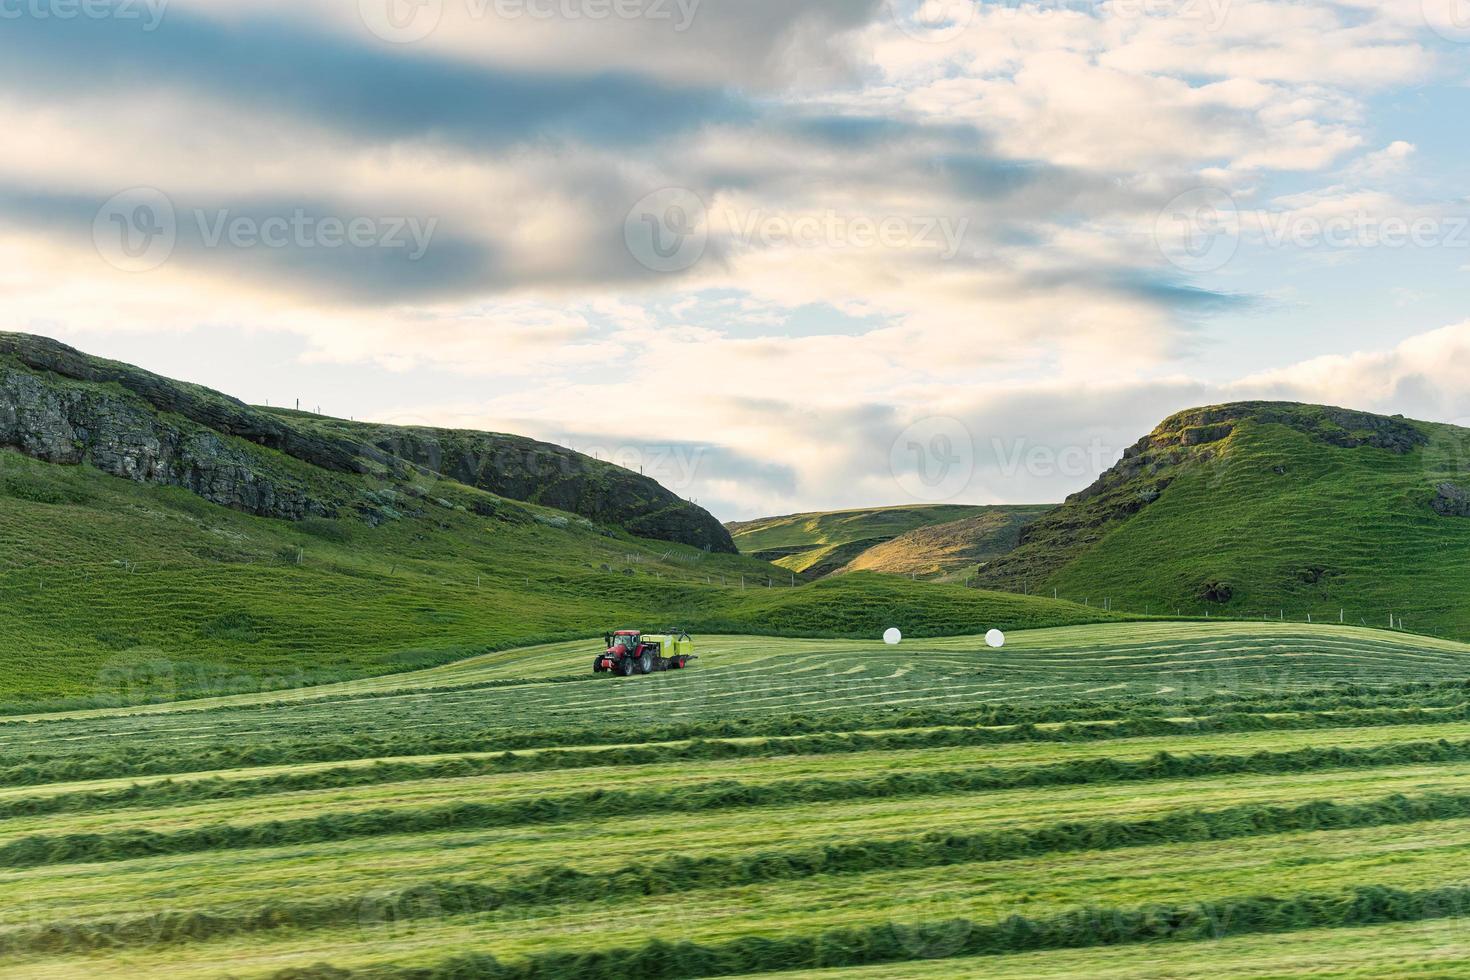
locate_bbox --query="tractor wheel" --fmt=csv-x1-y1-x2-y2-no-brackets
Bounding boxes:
617,657,636,677
593,657,606,674
638,651,655,675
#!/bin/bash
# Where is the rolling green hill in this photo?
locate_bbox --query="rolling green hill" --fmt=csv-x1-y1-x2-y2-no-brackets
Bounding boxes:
977,402,1470,639
0,337,1112,708
729,504,1051,579
844,506,1056,581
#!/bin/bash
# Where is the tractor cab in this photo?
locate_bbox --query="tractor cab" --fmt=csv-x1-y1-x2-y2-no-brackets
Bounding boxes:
606,630,641,653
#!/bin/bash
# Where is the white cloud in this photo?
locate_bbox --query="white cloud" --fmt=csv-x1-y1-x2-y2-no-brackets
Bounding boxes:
1238,320,1470,420
1349,140,1418,179
2,0,1466,520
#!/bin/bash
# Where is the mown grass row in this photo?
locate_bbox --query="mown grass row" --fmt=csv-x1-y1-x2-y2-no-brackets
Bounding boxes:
262,883,1470,980
10,790,1470,957
17,675,1470,734
12,675,1470,777
0,672,607,725
12,674,1470,750
8,698,1470,793
7,714,1470,828
6,738,1470,870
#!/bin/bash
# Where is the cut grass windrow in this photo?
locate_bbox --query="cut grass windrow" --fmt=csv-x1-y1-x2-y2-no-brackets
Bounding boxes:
262,882,1470,980
9,789,1470,957
6,717,1470,827
19,673,1470,731
7,700,1470,792
7,738,1470,870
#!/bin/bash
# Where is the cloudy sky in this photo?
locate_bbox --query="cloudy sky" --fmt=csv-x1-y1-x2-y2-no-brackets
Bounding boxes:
3,0,1469,519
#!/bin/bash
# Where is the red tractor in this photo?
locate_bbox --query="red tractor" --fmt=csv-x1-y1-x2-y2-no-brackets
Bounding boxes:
594,630,696,676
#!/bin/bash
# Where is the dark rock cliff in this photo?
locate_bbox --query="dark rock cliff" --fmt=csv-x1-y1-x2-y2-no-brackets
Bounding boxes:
0,333,736,551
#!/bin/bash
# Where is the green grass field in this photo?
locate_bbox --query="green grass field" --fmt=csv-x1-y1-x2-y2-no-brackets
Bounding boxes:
2,621,1469,978
0,449,1111,708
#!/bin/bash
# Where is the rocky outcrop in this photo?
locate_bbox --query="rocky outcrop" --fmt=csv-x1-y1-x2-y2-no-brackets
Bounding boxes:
0,362,336,520
0,332,737,551
1432,483,1470,518
0,333,364,474
1150,402,1426,456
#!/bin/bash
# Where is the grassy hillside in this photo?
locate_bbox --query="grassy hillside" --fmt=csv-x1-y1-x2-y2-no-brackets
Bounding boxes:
978,402,1470,640
729,504,1050,579
3,621,1470,977
0,449,1111,708
845,506,1054,581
